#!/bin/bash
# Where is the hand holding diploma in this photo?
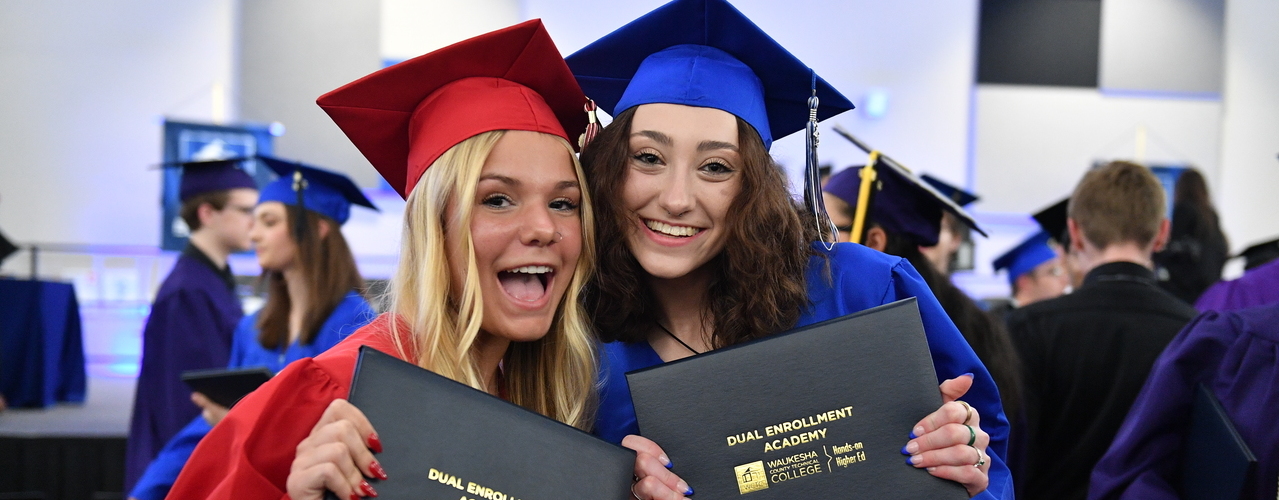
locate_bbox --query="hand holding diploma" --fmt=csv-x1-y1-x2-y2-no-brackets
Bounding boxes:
190,392,229,426
624,435,694,500
903,374,991,497
287,399,386,500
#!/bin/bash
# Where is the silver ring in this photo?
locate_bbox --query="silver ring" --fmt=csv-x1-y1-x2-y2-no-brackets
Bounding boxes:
970,445,985,468
631,476,642,500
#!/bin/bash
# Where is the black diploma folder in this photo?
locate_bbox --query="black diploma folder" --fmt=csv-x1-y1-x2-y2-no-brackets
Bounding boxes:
1180,383,1256,500
627,298,967,498
180,366,272,408
342,346,635,500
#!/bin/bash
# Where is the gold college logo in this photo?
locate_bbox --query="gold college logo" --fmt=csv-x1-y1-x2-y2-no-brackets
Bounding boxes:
734,461,769,494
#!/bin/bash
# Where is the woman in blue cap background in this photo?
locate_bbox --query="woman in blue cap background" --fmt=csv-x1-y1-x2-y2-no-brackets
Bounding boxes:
568,0,1011,498
128,158,377,500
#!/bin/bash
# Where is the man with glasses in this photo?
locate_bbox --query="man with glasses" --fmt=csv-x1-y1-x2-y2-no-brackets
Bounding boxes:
125,160,258,495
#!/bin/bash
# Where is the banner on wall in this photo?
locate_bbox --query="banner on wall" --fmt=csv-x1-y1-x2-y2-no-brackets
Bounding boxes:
160,120,276,251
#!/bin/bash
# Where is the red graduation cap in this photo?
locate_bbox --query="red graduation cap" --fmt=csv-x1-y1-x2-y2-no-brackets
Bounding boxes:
317,19,588,198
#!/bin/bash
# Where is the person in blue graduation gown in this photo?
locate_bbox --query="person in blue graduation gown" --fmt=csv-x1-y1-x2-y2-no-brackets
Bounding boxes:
1089,303,1279,500
125,159,258,492
128,158,378,500
568,1,1011,498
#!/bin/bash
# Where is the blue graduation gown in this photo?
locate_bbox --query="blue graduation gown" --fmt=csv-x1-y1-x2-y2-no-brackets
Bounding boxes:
126,246,242,492
1089,304,1279,500
594,243,1014,500
129,291,375,500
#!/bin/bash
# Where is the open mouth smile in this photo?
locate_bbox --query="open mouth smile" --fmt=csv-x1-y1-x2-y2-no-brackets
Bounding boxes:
497,265,554,304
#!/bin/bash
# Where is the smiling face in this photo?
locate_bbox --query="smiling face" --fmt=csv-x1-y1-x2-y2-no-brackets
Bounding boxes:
622,103,743,280
445,130,583,343
249,201,299,272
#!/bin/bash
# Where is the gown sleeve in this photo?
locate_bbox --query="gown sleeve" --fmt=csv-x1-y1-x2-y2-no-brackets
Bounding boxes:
883,259,1014,500
129,416,213,500
167,356,349,500
1087,311,1233,500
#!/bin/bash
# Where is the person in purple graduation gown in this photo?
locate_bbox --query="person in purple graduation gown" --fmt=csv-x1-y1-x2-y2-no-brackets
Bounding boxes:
125,159,258,492
128,158,378,500
1195,256,1279,312
1089,304,1279,500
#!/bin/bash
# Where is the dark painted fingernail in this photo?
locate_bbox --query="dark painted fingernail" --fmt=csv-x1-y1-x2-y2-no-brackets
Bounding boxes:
368,433,383,454
659,454,672,468
909,430,917,439
962,372,974,378
685,485,694,495
906,457,914,466
900,445,910,455
370,460,388,480
349,493,360,500
360,481,378,497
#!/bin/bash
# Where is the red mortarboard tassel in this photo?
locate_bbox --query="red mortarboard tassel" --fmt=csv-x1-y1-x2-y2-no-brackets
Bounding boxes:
578,99,600,150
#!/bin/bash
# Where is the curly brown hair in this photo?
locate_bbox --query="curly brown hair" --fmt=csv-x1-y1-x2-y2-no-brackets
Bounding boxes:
580,107,819,348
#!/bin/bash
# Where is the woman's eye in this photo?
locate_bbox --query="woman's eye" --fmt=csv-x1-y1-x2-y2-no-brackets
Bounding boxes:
550,198,579,212
701,161,734,175
482,194,513,208
631,151,662,165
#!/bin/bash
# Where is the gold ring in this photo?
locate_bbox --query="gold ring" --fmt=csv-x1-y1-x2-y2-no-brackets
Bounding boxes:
958,400,974,425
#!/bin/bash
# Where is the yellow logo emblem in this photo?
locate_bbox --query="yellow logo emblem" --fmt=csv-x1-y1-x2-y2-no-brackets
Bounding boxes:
734,461,769,494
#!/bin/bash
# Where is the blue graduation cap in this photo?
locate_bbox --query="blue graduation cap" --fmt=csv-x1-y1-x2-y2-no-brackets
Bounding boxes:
174,158,257,202
565,0,854,150
921,174,979,208
823,161,985,247
993,231,1058,286
256,156,378,225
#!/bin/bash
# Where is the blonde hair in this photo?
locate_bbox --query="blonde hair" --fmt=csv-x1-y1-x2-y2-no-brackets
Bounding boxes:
387,130,598,430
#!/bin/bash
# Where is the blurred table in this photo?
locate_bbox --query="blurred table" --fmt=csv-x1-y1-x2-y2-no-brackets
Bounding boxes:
0,278,86,408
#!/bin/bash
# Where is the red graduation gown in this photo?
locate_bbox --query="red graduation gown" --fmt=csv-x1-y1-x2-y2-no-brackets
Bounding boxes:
168,313,405,500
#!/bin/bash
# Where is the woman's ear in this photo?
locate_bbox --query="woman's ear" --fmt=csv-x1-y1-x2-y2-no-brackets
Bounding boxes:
865,226,888,252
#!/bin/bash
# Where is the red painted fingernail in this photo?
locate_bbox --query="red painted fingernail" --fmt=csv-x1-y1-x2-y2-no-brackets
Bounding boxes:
370,460,388,480
349,493,360,500
368,433,383,454
361,481,378,497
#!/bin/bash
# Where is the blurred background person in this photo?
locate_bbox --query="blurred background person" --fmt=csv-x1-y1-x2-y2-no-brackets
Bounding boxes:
989,231,1070,321
1006,161,1197,500
1195,237,1279,312
127,159,377,500
824,164,1024,426
1154,168,1228,305
921,173,980,276
125,160,258,494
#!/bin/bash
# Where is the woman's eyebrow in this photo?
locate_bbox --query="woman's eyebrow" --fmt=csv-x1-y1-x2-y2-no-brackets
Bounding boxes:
631,130,671,145
479,174,519,186
698,140,738,152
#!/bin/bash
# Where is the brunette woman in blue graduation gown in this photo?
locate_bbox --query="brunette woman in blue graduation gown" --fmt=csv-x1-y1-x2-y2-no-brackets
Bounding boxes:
128,159,377,500
568,1,1011,498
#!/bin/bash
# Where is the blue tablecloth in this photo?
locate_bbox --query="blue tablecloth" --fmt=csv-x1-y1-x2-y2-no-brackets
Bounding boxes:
0,278,86,408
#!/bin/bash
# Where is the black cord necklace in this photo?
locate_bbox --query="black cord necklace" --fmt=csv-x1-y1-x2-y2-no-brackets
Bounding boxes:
655,321,701,355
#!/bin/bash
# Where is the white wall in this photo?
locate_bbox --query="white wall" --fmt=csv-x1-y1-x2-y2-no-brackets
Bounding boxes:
972,85,1223,214
522,0,981,192
0,1,237,247
1217,0,1279,251
1100,0,1224,95
382,0,520,61
238,0,382,187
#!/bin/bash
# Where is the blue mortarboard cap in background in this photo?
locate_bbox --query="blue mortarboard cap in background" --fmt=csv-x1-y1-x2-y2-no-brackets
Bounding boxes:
921,174,979,207
824,162,985,247
256,156,378,225
176,159,258,202
566,0,854,150
993,231,1058,286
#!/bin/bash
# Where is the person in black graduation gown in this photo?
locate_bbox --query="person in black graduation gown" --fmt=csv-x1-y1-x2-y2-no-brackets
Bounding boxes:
1006,161,1198,500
